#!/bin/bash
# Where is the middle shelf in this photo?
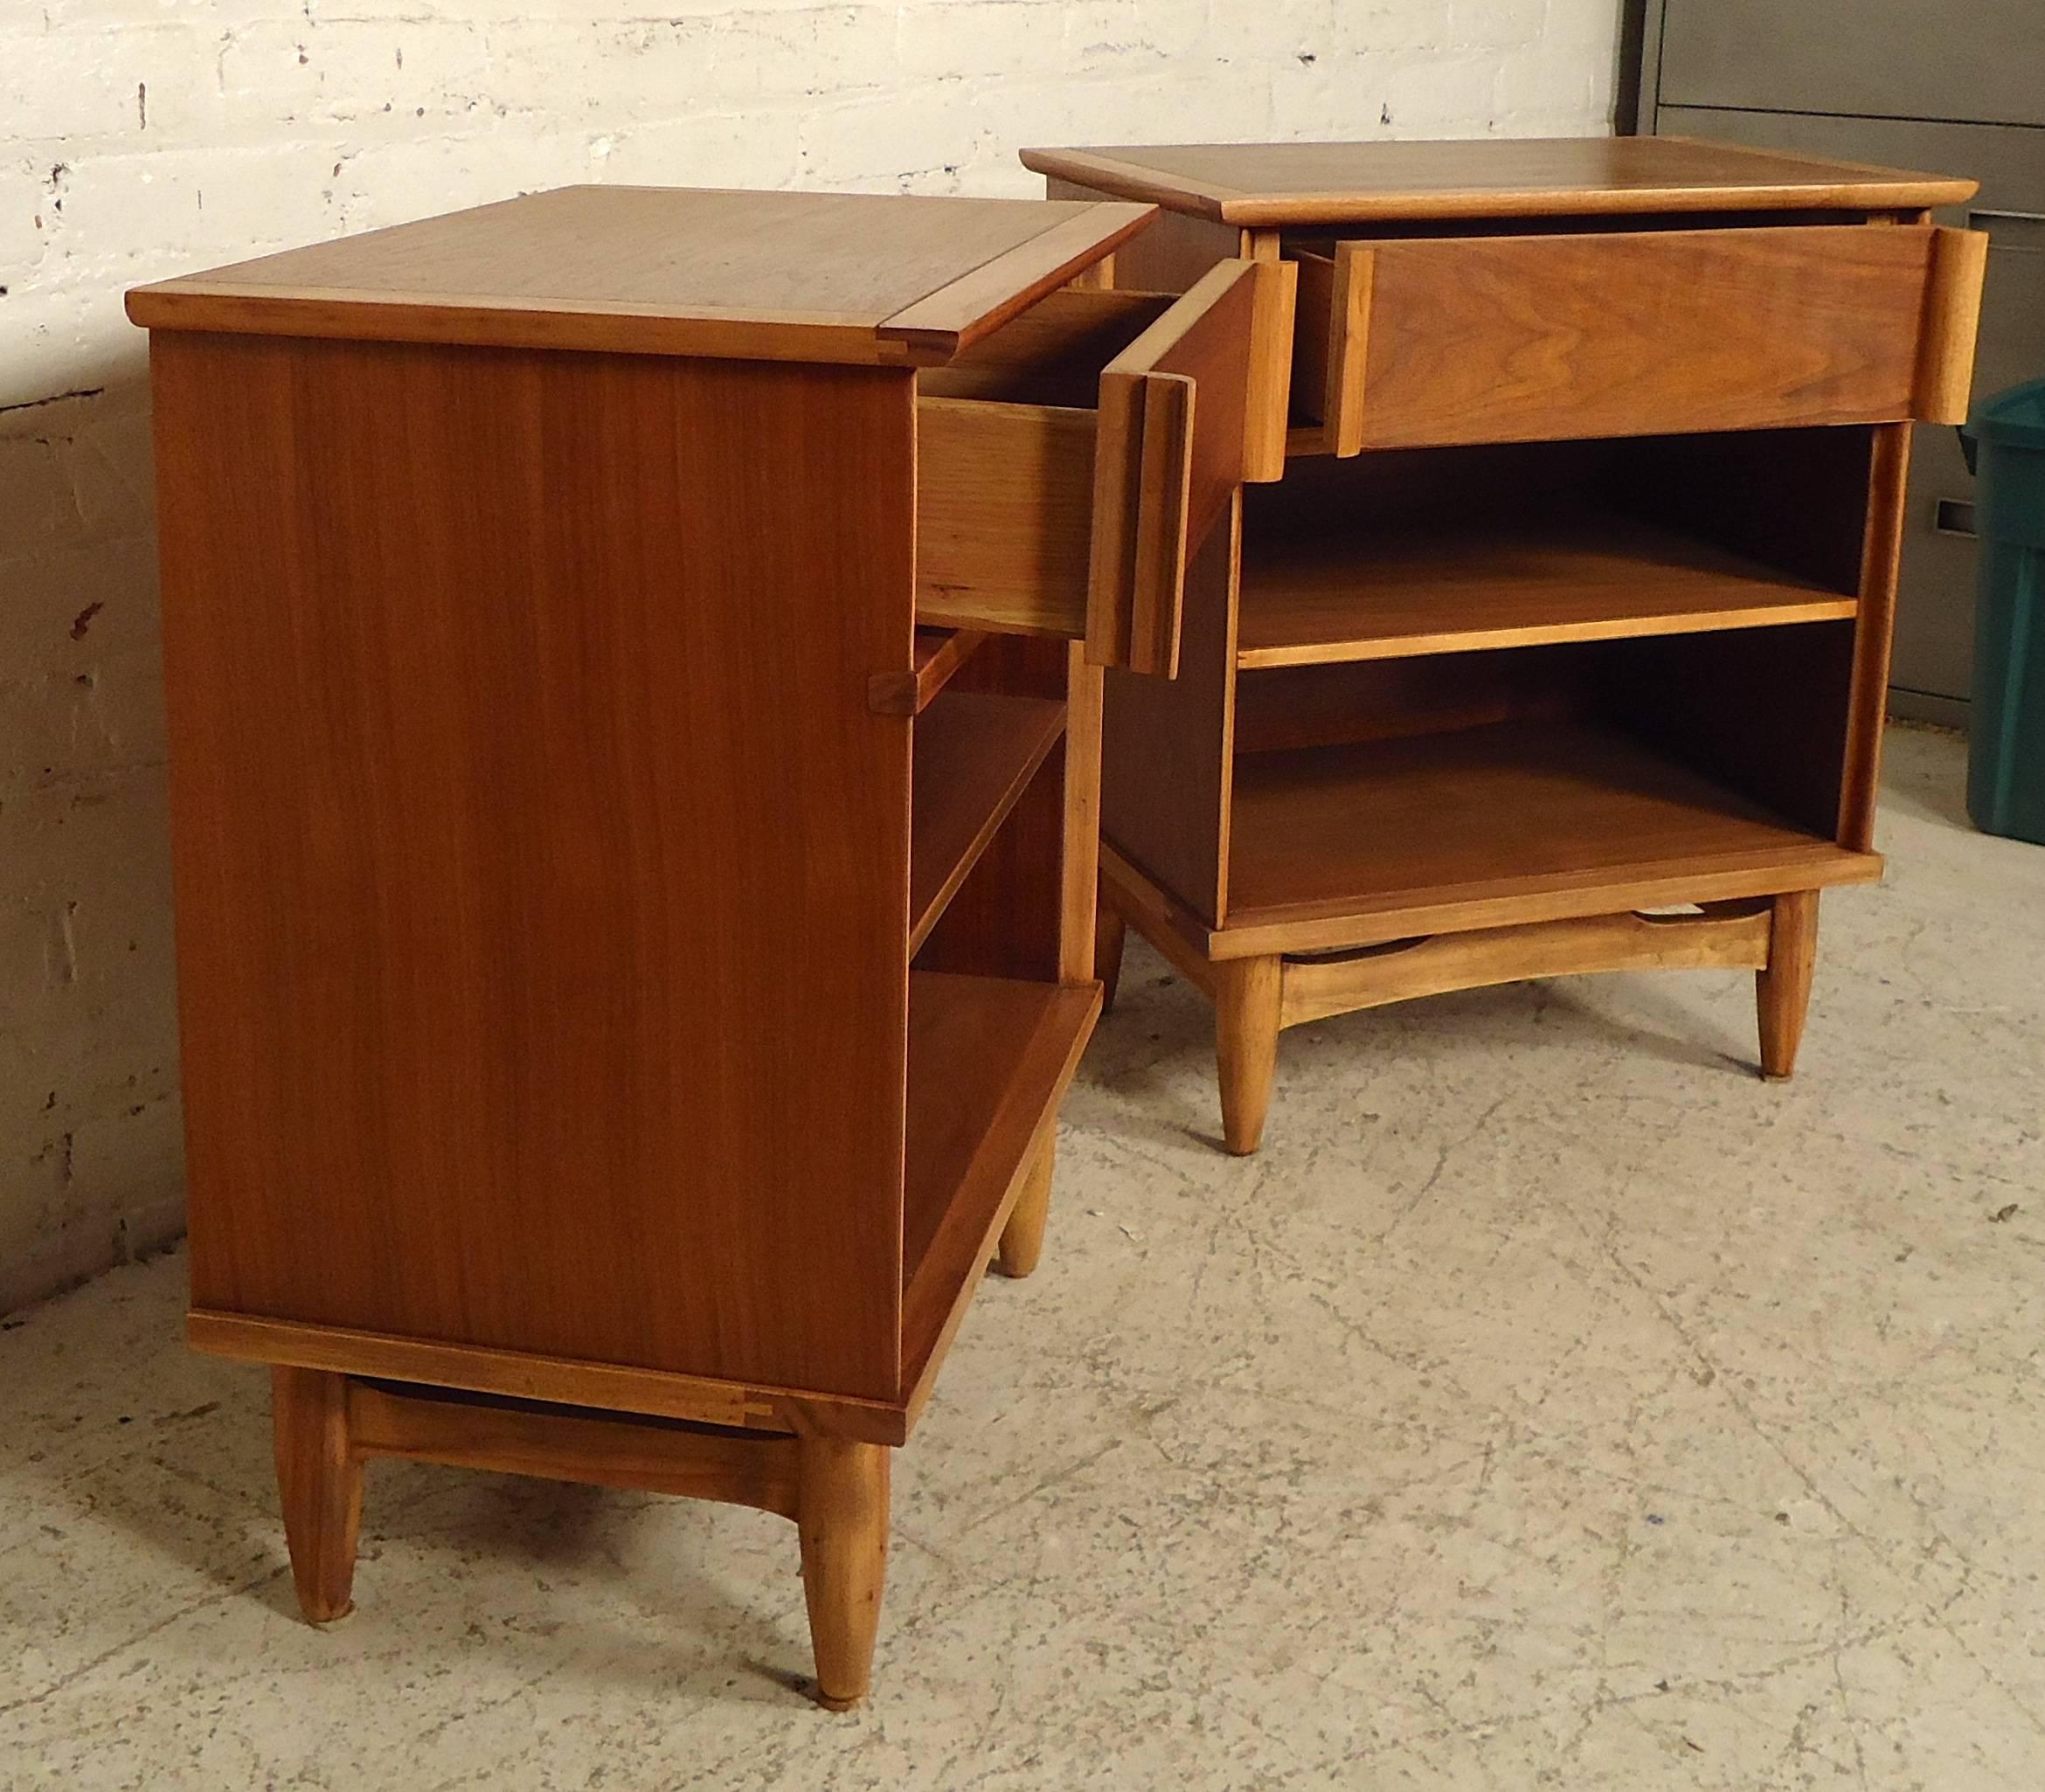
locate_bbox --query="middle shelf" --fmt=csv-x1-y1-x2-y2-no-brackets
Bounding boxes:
1236,508,1861,668
1236,425,1875,669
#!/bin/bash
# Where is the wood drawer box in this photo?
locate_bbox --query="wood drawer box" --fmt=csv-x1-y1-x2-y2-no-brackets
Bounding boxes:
1291,222,1987,454
916,259,1265,677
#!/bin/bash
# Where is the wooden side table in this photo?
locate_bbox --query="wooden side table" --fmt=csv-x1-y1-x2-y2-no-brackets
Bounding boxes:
127,186,1288,1704
1020,138,1986,1152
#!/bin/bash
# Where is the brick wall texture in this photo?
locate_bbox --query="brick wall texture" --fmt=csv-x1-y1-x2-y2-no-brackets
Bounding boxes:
0,0,1619,1312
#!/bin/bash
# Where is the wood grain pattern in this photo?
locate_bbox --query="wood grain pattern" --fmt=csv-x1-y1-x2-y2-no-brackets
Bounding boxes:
899,972,1098,1404
994,1141,1055,1279
1235,509,1858,668
1913,225,1990,426
1242,258,1299,481
273,1367,362,1623
1288,247,1371,457
1757,889,1821,1079
1020,137,1976,225
1088,260,1259,674
1214,956,1282,1154
916,288,1172,406
879,204,1159,359
1338,225,1944,450
909,690,1066,952
916,396,1095,639
128,186,1154,366
346,1380,804,1516
869,628,988,716
911,635,1083,986
1100,502,1242,925
192,1308,911,1442
1278,902,1774,1028
154,331,913,1402
1225,719,1882,949
1840,424,1914,849
797,1437,891,1710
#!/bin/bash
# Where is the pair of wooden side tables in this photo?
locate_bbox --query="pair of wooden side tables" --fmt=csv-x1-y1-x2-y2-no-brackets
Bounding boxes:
129,138,1984,1706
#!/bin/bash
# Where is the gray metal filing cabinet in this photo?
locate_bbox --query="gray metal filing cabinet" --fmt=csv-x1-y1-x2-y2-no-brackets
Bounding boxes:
1634,0,2045,723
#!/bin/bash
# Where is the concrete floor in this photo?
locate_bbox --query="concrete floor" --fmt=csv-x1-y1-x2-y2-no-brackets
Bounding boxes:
3,724,2043,1790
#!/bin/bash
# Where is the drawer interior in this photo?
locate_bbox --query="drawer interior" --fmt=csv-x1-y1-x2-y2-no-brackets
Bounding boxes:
918,288,1175,408
913,289,1177,643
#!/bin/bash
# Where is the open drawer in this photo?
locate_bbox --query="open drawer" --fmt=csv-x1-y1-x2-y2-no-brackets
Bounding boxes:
916,259,1269,677
1290,223,1987,456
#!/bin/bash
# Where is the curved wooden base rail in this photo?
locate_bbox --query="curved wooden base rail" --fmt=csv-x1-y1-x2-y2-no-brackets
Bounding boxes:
1102,866,1825,1154
272,1366,893,1711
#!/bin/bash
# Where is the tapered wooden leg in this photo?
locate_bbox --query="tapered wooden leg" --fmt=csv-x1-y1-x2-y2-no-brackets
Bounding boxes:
272,1366,363,1623
796,1436,891,1711
1095,894,1127,1012
1215,954,1284,1155
995,1138,1055,1278
1757,889,1820,1080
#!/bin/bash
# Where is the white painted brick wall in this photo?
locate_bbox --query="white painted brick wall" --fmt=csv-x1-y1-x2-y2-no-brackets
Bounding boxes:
0,0,1619,1312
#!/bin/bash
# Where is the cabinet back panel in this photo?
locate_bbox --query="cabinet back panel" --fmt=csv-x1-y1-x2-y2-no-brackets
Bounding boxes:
154,334,912,1401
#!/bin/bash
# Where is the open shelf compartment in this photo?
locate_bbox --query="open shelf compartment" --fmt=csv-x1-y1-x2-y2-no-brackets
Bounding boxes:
1237,429,1873,668
1222,623,1881,947
900,970,1099,1394
911,687,1065,951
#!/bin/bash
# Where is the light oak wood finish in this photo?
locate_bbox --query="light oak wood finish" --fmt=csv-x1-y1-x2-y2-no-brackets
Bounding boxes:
273,1366,362,1623
1022,137,1975,226
797,1437,891,1711
1913,223,1992,426
868,627,988,716
995,1141,1056,1279
139,187,1218,1701
345,1380,805,1516
1757,889,1821,1080
1840,424,1917,851
1043,136,1981,1149
1290,243,1371,458
1215,955,1283,1155
270,1372,904,1704
1278,902,1774,1029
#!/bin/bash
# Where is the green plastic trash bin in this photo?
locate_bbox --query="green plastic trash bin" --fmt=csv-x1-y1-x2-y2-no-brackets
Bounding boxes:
1963,378,2045,845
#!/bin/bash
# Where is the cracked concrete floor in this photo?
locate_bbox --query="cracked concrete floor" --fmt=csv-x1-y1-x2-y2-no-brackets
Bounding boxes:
4,725,2043,1790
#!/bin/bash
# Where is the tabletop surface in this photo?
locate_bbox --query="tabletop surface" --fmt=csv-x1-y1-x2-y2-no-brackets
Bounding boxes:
125,185,1156,364
1021,136,1978,225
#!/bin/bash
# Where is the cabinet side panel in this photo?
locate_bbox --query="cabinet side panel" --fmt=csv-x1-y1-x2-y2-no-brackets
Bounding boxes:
154,333,912,1401
1099,500,1239,925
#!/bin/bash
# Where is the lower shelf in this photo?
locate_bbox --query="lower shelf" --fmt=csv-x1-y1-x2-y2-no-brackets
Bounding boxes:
910,690,1065,952
1224,717,1879,946
900,971,1099,1397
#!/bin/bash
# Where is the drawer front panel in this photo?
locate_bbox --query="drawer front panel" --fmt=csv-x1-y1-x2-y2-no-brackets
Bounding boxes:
1306,225,1958,453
